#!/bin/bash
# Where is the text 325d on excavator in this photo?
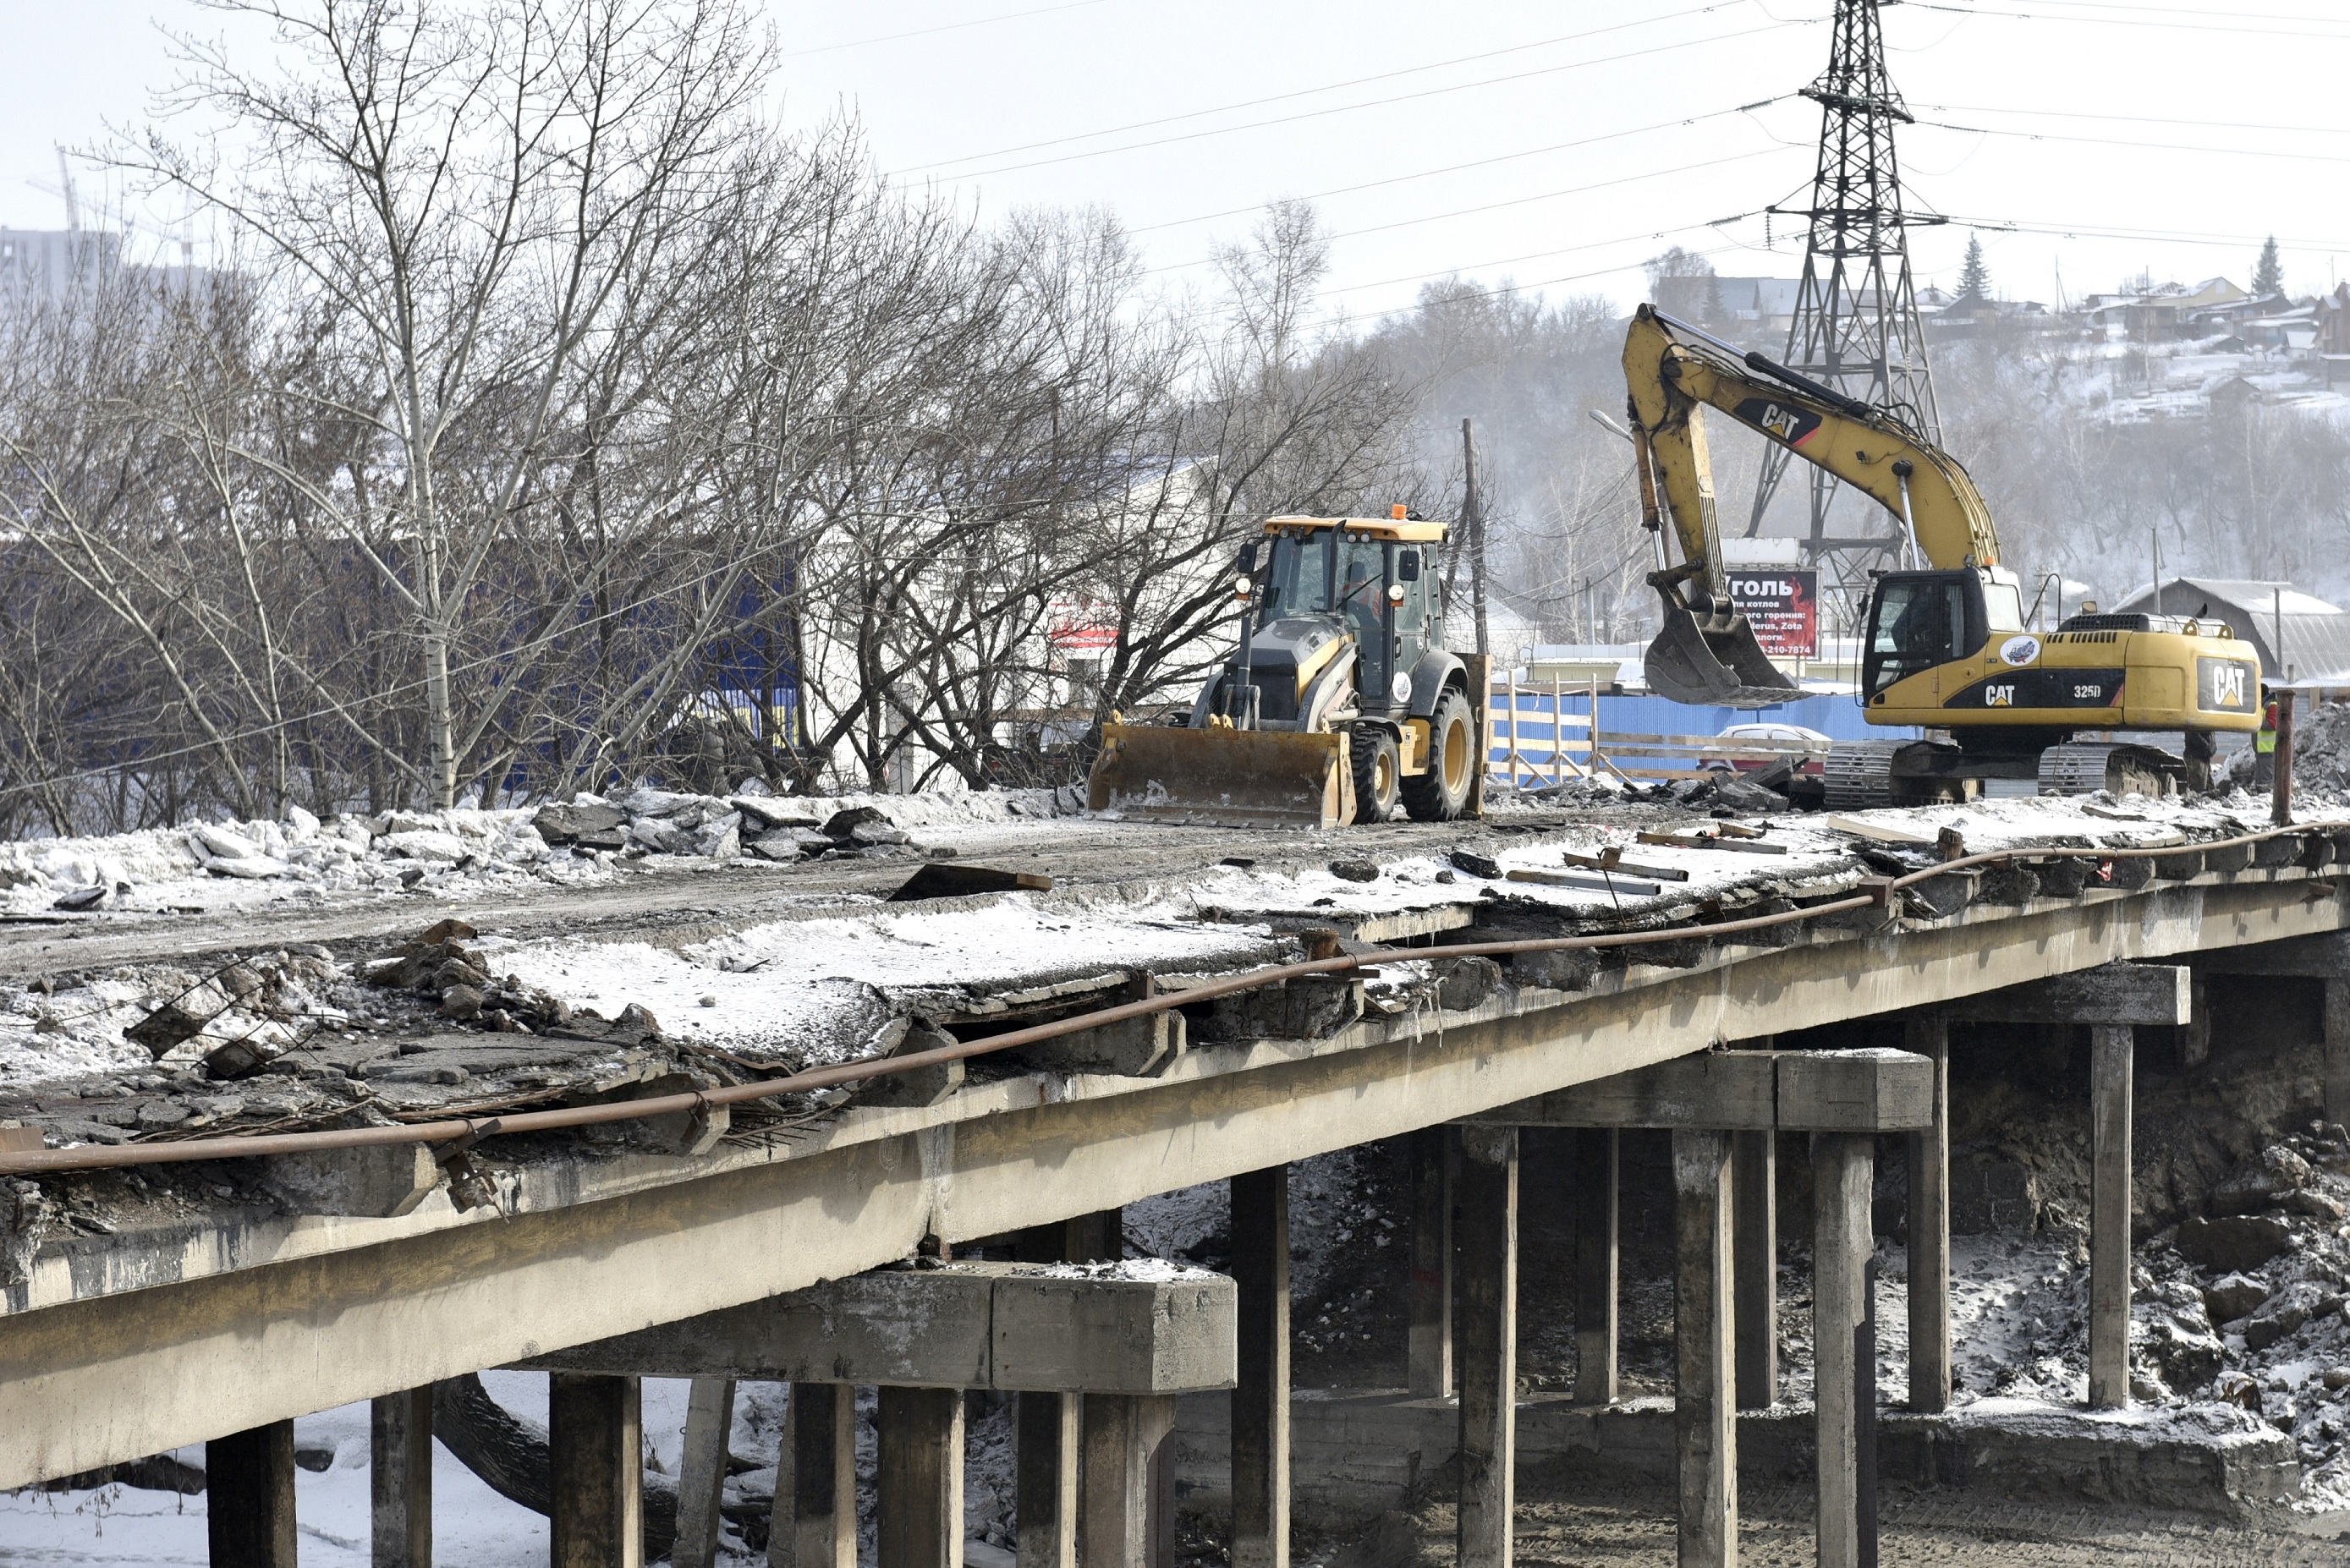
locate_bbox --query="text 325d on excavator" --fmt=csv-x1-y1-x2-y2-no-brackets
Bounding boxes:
1622,304,2262,807
1088,509,1483,829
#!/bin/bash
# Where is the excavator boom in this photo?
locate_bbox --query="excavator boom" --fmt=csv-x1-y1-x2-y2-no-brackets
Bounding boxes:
1621,305,2001,707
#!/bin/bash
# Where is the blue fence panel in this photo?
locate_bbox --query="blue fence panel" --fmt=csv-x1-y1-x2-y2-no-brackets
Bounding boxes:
1485,686,1919,778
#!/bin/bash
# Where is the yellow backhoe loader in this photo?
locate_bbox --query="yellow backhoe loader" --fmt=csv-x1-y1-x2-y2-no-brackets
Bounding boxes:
1622,304,2262,805
1088,510,1485,829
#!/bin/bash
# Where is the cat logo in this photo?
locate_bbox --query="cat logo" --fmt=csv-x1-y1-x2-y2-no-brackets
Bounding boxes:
1732,396,1822,449
1985,684,2016,708
2205,661,2247,711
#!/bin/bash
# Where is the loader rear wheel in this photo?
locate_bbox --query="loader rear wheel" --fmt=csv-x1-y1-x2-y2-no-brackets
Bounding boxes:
1402,688,1476,822
1351,726,1401,824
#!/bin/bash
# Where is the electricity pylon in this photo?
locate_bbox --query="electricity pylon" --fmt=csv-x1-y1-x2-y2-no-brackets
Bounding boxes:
1747,0,1944,615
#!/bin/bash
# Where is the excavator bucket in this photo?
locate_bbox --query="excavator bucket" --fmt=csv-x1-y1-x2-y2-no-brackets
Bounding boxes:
1643,591,1805,710
1088,721,1354,829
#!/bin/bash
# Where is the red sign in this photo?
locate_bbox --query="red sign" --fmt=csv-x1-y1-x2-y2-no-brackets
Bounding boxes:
1728,570,1818,659
1046,601,1121,654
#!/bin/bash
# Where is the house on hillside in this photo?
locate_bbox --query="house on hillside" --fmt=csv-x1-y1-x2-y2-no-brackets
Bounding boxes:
2110,578,2350,687
2083,277,2249,340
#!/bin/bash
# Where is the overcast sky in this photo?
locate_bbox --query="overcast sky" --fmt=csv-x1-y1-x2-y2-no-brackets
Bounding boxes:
8,0,2350,321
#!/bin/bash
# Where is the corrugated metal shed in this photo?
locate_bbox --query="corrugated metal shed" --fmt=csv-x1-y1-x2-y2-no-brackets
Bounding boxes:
2111,578,2350,685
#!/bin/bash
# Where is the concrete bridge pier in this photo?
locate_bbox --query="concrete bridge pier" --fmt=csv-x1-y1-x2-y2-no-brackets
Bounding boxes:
1230,1164,1291,1568
370,1388,433,1568
207,1419,298,1568
1673,1128,1736,1568
1574,1127,1617,1407
548,1373,643,1568
1477,1045,1937,1567
517,1258,1233,1568
1952,964,2190,1411
878,1386,964,1568
772,1384,856,1568
1456,1125,1518,1568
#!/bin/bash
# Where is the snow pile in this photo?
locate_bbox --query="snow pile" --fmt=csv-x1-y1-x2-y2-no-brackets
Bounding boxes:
497,894,1282,1063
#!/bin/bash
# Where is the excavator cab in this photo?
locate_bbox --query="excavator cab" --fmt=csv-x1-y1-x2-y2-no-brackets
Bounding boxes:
1860,567,2025,698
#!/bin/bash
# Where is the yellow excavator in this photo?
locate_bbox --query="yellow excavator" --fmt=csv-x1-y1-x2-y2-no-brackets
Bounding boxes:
1622,304,2262,806
1088,510,1484,829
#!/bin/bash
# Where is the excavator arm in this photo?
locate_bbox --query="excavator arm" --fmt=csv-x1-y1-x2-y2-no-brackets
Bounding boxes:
1621,304,2001,705
1622,304,2000,572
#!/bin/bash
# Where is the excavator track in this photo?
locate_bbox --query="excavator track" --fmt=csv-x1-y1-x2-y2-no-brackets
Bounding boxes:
2035,743,2180,798
1823,742,1905,811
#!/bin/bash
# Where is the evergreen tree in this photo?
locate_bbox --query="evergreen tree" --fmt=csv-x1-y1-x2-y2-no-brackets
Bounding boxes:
1957,233,1991,300
2254,235,2285,298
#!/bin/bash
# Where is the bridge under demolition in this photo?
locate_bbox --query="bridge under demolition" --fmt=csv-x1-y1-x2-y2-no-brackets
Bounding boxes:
3,784,2350,1565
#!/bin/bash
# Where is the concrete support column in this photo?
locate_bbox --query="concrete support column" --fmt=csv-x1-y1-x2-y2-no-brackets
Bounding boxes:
877,1387,964,1568
371,1388,433,1568
1079,1394,1177,1568
673,1378,737,1568
1456,1124,1518,1568
1015,1392,1079,1568
1730,1129,1776,1411
2089,1023,2134,1410
207,1419,299,1568
1905,1012,1952,1416
770,1384,856,1568
1573,1127,1617,1406
2326,979,2350,1129
1672,1129,1736,1568
1231,1164,1290,1568
549,1373,643,1568
1406,1126,1455,1399
1812,1132,1875,1568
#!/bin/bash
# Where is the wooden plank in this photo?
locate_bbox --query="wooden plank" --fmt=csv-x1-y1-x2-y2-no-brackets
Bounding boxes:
1503,869,1664,897
1561,853,1690,883
1823,815,1939,846
1636,832,1790,857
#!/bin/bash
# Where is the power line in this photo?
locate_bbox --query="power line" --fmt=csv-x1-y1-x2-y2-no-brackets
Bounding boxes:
892,2,1762,174
1128,98,1792,236
780,0,1124,58
1908,1,2350,41
1915,117,2350,168
1938,212,2350,254
898,18,1817,182
1920,102,2350,140
1147,146,1796,274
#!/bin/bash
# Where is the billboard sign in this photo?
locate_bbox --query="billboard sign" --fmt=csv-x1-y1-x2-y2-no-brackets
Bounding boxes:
1728,569,1819,659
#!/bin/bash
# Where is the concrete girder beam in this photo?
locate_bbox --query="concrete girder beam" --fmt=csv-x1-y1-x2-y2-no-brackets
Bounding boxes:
4,875,2344,1489
1943,962,2191,1027
520,1261,1236,1396
1470,1049,1933,1132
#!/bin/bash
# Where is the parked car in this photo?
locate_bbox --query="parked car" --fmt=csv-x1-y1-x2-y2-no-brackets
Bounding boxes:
1700,722,1831,777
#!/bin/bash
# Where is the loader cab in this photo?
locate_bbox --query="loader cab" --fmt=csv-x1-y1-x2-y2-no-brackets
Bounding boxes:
1862,567,2025,699
1256,515,1448,715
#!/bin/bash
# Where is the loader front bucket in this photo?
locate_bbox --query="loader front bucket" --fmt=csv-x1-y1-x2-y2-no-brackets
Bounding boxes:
1088,722,1354,829
1643,590,1804,710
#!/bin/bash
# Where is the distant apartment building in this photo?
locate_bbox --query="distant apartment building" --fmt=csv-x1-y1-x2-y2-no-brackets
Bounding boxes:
0,228,214,314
